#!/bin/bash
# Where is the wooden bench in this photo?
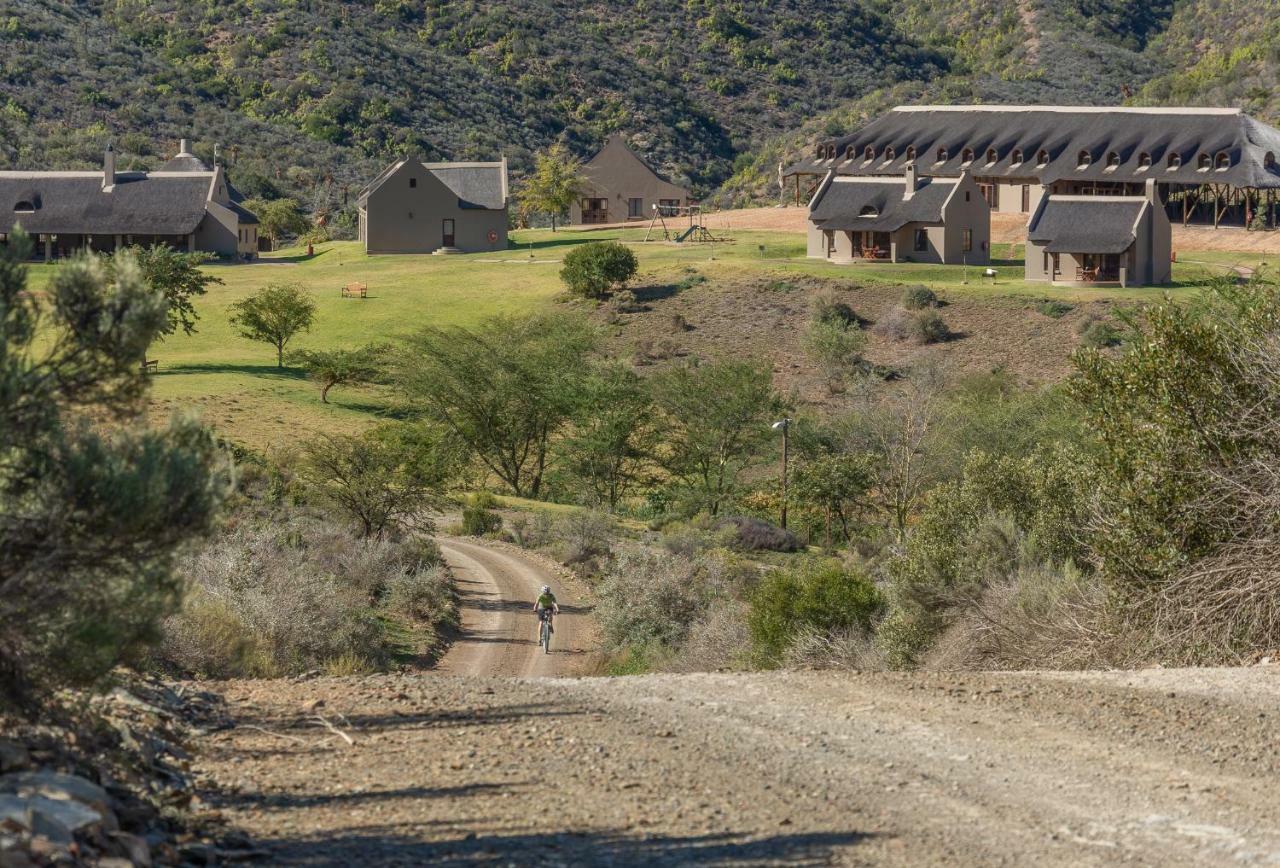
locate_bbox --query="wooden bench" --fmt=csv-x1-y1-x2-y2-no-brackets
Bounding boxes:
341,282,368,299
141,359,159,374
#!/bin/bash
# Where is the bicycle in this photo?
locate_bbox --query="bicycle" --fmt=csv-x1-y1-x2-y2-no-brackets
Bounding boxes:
538,611,553,653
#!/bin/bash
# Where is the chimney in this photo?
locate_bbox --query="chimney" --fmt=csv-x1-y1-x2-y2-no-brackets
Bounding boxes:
903,163,917,200
103,143,116,190
178,138,192,156
1145,177,1160,206
213,143,220,166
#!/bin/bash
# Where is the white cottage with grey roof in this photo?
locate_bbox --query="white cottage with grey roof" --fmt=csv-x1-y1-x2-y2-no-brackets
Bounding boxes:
806,167,990,265
0,139,259,261
356,156,508,254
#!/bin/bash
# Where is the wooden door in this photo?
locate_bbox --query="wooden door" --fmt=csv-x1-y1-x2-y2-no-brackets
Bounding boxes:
442,219,455,248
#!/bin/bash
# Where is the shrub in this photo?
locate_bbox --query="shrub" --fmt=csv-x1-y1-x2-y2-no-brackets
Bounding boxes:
914,309,953,344
560,241,639,299
461,491,503,536
874,306,952,344
748,559,883,665
716,516,802,552
812,292,860,326
901,285,938,310
1079,320,1123,348
1037,300,1074,319
804,317,868,386
385,564,457,627
552,509,615,569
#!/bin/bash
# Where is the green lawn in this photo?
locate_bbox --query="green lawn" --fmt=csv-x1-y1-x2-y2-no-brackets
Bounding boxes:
21,230,1272,451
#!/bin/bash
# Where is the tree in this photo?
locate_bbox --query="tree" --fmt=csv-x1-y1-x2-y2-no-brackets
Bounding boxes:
557,363,654,510
652,359,785,515
790,453,875,548
517,143,584,231
0,232,228,703
297,424,452,539
243,198,310,249
748,559,883,665
398,312,596,498
116,245,223,340
804,317,867,389
291,343,390,403
229,283,317,368
560,241,639,299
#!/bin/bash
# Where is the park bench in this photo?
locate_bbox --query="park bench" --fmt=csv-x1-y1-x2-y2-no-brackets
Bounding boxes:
341,282,368,299
141,359,158,374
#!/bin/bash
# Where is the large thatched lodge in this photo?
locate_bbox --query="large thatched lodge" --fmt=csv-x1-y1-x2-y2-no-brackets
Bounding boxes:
788,105,1280,286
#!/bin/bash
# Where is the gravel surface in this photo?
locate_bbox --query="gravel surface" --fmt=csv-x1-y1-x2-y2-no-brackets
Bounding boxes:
194,665,1280,866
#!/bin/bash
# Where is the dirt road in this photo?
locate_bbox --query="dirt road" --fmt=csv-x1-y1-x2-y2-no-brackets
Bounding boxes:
434,538,595,678
197,666,1280,866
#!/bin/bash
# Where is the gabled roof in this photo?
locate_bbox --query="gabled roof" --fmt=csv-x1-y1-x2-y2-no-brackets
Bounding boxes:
357,157,508,210
583,135,686,192
787,105,1280,189
1028,196,1148,254
809,175,957,233
0,171,214,235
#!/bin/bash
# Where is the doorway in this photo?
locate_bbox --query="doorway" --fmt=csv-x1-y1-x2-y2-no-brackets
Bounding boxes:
442,219,455,248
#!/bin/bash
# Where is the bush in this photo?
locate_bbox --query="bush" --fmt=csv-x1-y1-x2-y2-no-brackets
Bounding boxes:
914,309,953,344
901,285,938,310
874,306,952,344
552,509,615,571
1037,300,1074,319
716,516,802,552
748,560,883,665
804,317,868,386
560,241,639,299
385,564,457,627
1079,320,1123,348
461,491,503,536
812,292,860,326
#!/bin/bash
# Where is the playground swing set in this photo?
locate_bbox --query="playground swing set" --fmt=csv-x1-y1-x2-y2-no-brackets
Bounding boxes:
643,203,724,243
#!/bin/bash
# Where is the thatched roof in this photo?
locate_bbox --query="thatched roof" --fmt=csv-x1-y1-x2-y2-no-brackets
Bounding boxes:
1028,196,1148,254
810,175,956,232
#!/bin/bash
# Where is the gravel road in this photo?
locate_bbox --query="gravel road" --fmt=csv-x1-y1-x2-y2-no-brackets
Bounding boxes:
196,665,1280,866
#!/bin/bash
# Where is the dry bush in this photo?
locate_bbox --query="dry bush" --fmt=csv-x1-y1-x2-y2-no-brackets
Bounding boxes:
784,627,888,671
812,291,860,326
873,305,952,345
716,516,802,552
665,600,753,672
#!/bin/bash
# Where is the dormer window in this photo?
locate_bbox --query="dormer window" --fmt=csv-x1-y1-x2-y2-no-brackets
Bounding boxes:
827,145,836,159
1010,149,1023,167
936,147,948,163
961,148,974,166
858,205,879,217
884,146,896,161
905,145,917,162
1137,152,1152,170
1036,149,1049,167
815,145,825,159
1266,152,1277,170
1197,153,1211,171
1168,152,1182,169
13,201,35,213
844,145,856,160
1215,152,1230,170
863,145,875,162
1077,150,1092,169
985,148,998,166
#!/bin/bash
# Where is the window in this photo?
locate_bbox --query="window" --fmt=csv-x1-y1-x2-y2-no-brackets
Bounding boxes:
1011,149,1023,167
13,201,34,213
1215,152,1230,170
815,146,825,159
827,145,837,159
1266,152,1276,169
863,145,875,161
885,146,896,161
1167,152,1182,169
985,148,998,166
858,205,879,217
658,198,680,216
845,145,856,160
914,228,928,252
905,145,917,162
1106,151,1121,169
936,147,949,162
1077,150,1092,169
1197,153,1211,170
409,177,417,188
962,228,973,253
1137,152,1152,170
1036,149,1050,167
628,198,643,218
961,148,974,165
965,191,971,202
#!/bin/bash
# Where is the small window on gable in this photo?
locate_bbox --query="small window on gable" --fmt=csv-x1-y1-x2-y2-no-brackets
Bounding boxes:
936,147,949,163
863,145,875,162
815,145,825,159
1036,149,1049,167
1215,151,1230,170
13,201,35,213
905,145,917,162
1197,153,1211,170
985,148,998,166
1106,152,1121,168
1167,152,1182,169
1077,150,1092,169
961,148,974,165
1266,152,1277,170
827,145,836,159
409,177,417,188
1137,152,1152,170
1011,149,1023,166
884,146,896,161
845,145,856,160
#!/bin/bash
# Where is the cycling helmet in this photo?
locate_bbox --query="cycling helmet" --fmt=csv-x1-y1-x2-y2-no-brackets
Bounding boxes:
541,585,551,594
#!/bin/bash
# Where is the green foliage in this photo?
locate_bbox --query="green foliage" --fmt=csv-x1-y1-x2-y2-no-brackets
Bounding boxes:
790,453,875,547
398,312,597,498
1037,300,1075,319
117,245,223,341
804,317,868,385
597,548,745,650
242,198,310,249
228,282,317,368
811,292,860,327
652,359,786,515
900,285,938,310
748,559,883,665
555,363,654,510
1079,320,1123,348
517,143,584,229
0,233,227,702
291,342,390,403
461,491,503,536
560,241,639,299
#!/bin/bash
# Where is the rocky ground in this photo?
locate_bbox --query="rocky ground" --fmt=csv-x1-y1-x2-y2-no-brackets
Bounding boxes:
192,665,1280,866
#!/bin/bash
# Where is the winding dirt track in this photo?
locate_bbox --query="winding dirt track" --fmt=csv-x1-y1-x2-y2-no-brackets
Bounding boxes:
434,537,594,678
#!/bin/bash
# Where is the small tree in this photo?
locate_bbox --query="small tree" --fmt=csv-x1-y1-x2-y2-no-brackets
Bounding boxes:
804,318,867,388
120,245,223,340
560,241,639,299
557,363,655,510
291,343,390,403
243,198,310,250
517,143,584,231
297,424,452,540
229,283,317,368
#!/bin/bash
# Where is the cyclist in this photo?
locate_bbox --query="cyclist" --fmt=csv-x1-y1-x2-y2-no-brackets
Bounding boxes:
533,585,560,642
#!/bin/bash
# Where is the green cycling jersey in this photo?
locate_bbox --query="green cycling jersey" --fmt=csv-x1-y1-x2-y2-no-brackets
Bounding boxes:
536,592,558,610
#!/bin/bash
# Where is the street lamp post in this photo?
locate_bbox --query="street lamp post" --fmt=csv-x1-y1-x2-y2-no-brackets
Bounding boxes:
772,418,791,530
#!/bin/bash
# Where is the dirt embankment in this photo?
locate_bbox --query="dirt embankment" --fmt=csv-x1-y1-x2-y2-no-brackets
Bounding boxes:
195,666,1280,865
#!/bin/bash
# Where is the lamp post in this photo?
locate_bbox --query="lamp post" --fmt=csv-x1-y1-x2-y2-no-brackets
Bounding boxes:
772,418,791,530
